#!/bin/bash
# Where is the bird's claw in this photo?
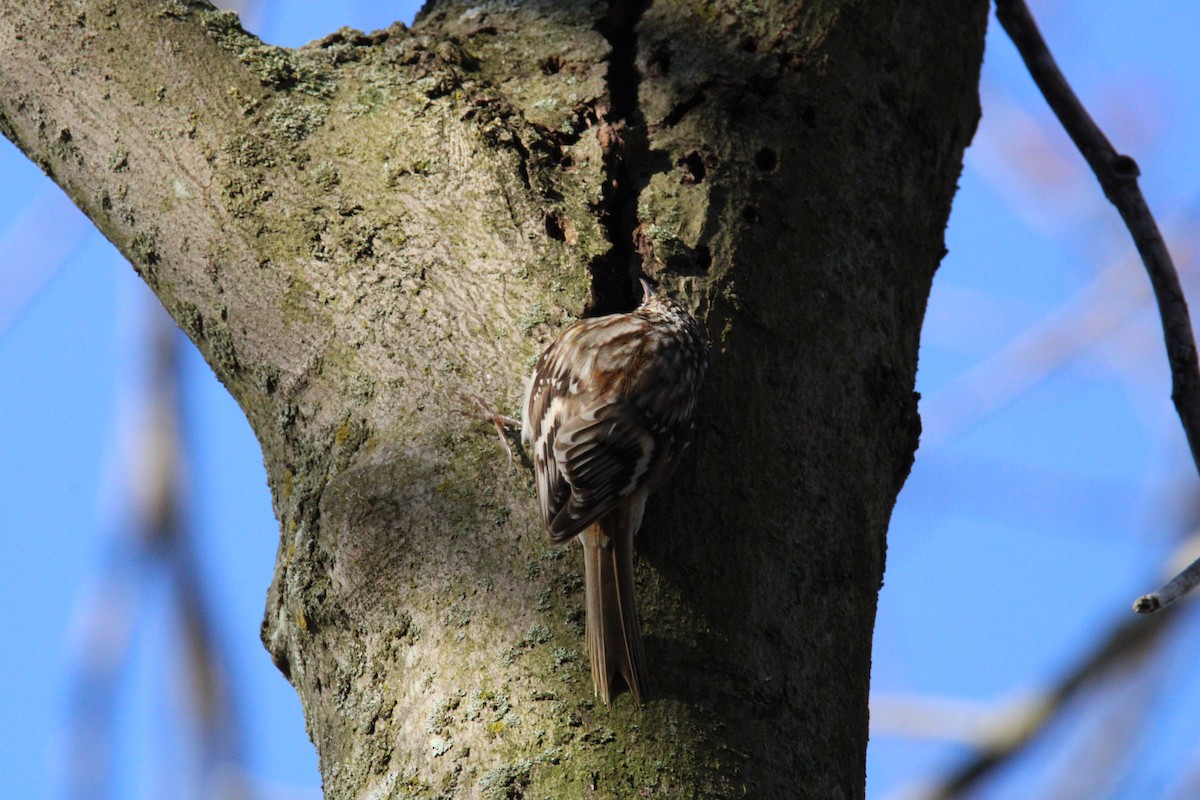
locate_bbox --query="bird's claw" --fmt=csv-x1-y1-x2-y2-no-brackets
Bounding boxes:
455,393,520,463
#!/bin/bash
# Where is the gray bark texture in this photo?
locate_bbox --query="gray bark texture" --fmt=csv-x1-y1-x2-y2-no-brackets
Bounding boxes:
0,0,987,796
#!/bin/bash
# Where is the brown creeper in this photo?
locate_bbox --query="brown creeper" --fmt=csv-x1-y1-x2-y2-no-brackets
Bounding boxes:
523,279,707,704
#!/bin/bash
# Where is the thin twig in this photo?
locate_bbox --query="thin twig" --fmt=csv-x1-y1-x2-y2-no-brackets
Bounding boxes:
1134,545,1200,613
994,0,1200,613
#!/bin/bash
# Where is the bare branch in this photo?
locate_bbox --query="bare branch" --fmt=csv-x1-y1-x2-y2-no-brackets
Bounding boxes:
913,600,1180,799
1135,532,1200,613
994,0,1200,612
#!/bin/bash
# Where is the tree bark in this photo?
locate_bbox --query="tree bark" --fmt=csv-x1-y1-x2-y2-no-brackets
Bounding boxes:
0,0,987,796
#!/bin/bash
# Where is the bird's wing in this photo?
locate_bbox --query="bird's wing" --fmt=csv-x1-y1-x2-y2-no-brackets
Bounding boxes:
547,401,655,543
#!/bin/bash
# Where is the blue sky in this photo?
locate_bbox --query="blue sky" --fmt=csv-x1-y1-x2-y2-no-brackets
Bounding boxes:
2,2,1198,798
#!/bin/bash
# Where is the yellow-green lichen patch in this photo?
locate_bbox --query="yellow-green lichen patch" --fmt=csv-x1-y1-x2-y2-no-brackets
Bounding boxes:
224,132,277,168
253,362,281,395
107,145,129,172
128,226,162,288
346,83,391,118
267,96,329,143
41,124,80,170
325,414,373,474
280,275,317,325
173,299,204,341
201,8,334,97
345,372,376,404
309,159,341,191
206,316,241,376
219,169,273,218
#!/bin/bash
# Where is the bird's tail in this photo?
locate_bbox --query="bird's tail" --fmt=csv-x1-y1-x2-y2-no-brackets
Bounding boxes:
582,505,648,705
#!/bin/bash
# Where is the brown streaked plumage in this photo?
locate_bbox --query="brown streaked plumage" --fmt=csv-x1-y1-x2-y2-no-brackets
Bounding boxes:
522,280,706,703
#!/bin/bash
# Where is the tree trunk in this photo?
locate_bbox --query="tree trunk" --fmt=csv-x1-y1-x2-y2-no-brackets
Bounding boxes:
0,0,987,796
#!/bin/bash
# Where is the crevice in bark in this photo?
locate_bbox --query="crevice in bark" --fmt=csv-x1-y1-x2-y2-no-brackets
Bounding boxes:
586,0,652,317
661,84,711,128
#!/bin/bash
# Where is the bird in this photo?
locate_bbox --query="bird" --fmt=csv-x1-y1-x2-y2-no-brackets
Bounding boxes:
521,278,707,704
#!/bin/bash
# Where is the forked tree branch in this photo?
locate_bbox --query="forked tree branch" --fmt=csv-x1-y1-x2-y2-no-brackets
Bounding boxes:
994,0,1200,614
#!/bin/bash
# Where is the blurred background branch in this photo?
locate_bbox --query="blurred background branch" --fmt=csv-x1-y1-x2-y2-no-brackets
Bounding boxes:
66,309,251,800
